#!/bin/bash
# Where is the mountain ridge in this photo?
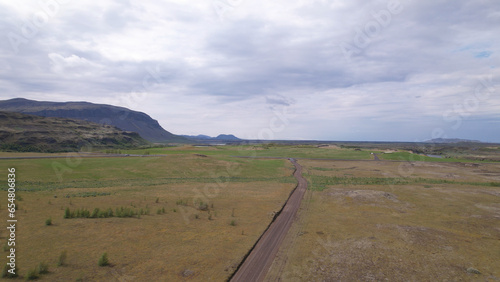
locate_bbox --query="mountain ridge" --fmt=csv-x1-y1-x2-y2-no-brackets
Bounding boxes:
0,111,149,152
0,98,186,143
181,134,241,141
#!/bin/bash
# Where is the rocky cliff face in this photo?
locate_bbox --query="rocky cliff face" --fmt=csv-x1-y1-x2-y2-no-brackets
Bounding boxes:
0,111,149,152
0,98,186,143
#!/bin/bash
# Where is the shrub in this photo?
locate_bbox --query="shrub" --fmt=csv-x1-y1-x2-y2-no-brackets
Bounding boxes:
230,220,237,226
45,218,52,226
91,208,100,218
64,207,71,219
57,251,67,266
37,262,49,274
106,208,113,217
98,253,109,267
176,199,187,206
25,268,39,280
198,202,208,211
1,264,18,278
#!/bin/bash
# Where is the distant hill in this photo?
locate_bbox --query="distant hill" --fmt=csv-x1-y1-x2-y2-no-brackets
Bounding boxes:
426,138,482,144
0,111,149,152
182,134,242,142
0,98,186,143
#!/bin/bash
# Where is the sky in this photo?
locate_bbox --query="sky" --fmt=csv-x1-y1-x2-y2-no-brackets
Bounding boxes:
0,0,499,142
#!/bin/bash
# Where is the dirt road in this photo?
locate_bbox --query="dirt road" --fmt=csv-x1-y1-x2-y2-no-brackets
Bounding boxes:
230,158,307,282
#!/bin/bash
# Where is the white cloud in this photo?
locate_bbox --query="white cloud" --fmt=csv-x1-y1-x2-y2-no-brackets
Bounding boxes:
0,0,499,141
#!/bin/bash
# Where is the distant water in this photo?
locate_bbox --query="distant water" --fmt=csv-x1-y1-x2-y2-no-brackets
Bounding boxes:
427,154,443,158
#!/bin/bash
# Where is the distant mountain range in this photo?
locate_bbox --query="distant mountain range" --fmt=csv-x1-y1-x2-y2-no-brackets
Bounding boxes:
426,138,482,144
0,98,186,143
181,134,241,142
0,111,148,152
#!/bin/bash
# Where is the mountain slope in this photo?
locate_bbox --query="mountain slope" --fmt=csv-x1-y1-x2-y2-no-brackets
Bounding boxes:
0,111,149,152
0,98,186,143
181,134,242,142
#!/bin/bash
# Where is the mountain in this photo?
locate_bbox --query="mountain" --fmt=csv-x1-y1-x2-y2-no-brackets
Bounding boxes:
0,98,186,143
214,134,241,141
181,134,213,140
181,134,242,142
426,138,482,144
0,111,149,152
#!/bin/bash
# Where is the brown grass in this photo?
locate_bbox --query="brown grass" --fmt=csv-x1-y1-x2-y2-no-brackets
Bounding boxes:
267,160,500,281
0,155,295,281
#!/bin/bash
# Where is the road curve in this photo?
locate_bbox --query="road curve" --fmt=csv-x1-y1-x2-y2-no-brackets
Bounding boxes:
230,158,307,282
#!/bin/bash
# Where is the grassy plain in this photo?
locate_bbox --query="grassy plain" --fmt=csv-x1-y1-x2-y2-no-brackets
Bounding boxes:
122,144,378,160
0,150,297,281
268,159,500,281
1,144,499,281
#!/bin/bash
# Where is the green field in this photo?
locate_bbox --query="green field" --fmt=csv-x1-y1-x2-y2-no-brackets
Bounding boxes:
0,149,299,281
1,144,499,280
122,144,378,160
378,151,491,163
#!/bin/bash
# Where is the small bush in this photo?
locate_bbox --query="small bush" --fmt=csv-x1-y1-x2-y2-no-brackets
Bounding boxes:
57,251,67,266
194,214,199,219
64,207,71,219
91,208,100,218
25,268,39,280
155,197,160,203
37,262,49,274
176,199,187,206
1,264,18,278
98,253,109,267
45,218,52,226
198,202,208,211
230,220,237,226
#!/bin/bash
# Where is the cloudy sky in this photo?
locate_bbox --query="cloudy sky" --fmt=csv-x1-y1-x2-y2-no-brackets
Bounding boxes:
1,0,499,142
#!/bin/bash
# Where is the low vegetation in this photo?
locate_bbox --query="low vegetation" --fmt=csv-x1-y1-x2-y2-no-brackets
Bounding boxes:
98,253,110,267
63,207,151,219
1,144,498,281
57,251,67,267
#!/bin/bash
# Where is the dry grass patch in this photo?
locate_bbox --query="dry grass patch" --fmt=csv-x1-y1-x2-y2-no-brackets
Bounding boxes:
0,155,295,281
267,160,500,281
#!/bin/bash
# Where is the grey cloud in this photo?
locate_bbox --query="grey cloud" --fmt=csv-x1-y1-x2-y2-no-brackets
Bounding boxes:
0,0,499,141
